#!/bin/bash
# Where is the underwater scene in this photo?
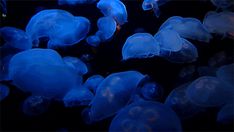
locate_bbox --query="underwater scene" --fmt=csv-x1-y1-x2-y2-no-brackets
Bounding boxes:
0,0,234,131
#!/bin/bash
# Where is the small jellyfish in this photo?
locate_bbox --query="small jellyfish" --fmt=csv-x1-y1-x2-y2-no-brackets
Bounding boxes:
216,63,234,88
0,0,7,17
58,0,97,5
159,16,212,42
83,75,104,93
122,33,160,60
210,0,233,9
22,96,50,116
0,27,32,50
85,71,145,122
63,87,94,107
142,0,169,17
26,9,90,48
0,84,10,101
97,0,128,25
203,11,234,38
86,16,117,47
217,104,234,125
186,76,234,107
109,101,182,132
63,56,88,75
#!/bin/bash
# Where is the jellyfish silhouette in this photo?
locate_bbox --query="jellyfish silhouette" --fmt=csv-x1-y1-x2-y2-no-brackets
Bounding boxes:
217,104,234,125
109,100,182,132
0,0,7,17
0,84,9,101
63,56,88,75
84,71,144,122
122,33,160,60
203,11,234,38
142,0,169,17
22,96,50,116
86,16,117,47
159,16,212,42
63,87,94,107
26,9,90,48
58,0,97,5
83,75,104,93
186,76,234,107
210,0,233,9
97,0,127,25
0,27,32,50
216,63,234,88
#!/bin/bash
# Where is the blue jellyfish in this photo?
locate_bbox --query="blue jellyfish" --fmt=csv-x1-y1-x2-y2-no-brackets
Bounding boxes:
159,16,212,42
217,104,234,125
26,9,90,48
0,27,32,50
203,11,234,38
58,0,97,5
63,56,88,75
63,87,94,107
97,0,128,25
84,71,144,122
210,0,233,9
109,101,182,132
22,96,50,116
142,0,169,17
0,84,10,101
122,33,160,60
216,63,234,88
0,0,7,17
165,82,205,119
186,76,234,107
86,16,117,47
83,75,104,93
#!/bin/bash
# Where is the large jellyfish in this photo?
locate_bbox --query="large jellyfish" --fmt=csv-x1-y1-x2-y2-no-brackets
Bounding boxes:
159,16,212,42
122,33,160,60
63,56,88,75
210,0,234,9
186,76,234,107
84,71,145,122
217,104,234,125
97,0,128,25
142,0,169,17
109,101,182,132
83,75,104,93
58,0,97,5
216,63,234,88
0,84,10,101
0,27,32,50
26,9,90,48
203,11,234,38
86,16,117,47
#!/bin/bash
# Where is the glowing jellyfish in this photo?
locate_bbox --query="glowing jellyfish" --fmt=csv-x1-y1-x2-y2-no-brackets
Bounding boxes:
159,16,212,42
186,76,234,107
217,104,234,125
0,84,9,101
122,33,160,60
0,27,32,50
83,75,104,93
22,96,50,116
63,56,88,75
203,11,234,38
0,0,7,17
63,87,94,107
210,0,233,9
142,0,169,17
97,0,127,25
86,16,117,47
26,9,90,48
216,63,234,88
109,101,182,132
58,0,97,5
84,71,144,122
165,82,205,119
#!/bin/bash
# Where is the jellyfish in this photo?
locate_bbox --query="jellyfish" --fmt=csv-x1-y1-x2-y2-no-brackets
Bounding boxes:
165,82,205,119
63,56,88,75
84,71,145,122
22,96,50,116
216,63,234,88
134,27,146,33
203,11,234,38
58,0,97,5
26,9,90,48
83,75,104,93
97,0,128,25
63,87,94,107
0,84,9,101
142,0,169,17
217,104,234,125
0,27,32,50
186,76,234,107
122,33,160,60
109,101,182,132
86,16,117,47
0,0,7,17
159,16,212,42
210,0,233,9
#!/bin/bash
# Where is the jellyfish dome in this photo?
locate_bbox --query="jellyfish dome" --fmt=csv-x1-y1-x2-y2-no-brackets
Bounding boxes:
58,0,97,5
122,33,160,60
26,9,90,48
0,84,10,101
0,27,32,50
216,63,234,88
142,0,169,17
63,56,88,75
159,16,212,42
210,0,233,9
97,0,128,25
186,76,234,107
83,75,104,93
217,104,234,125
85,71,144,122
109,100,182,132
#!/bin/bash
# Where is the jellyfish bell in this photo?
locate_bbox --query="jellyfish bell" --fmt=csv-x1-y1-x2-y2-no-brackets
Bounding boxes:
0,84,10,101
210,0,234,9
63,56,88,75
142,0,169,17
83,75,104,93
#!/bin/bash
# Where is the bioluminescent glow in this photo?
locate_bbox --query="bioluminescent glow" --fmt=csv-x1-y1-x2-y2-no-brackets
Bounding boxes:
142,0,169,17
0,84,9,101
83,75,104,93
63,56,88,75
